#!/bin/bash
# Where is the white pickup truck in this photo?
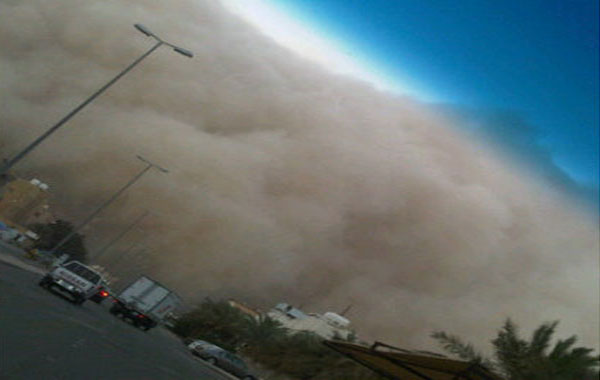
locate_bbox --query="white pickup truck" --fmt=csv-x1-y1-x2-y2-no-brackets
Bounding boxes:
38,261,104,305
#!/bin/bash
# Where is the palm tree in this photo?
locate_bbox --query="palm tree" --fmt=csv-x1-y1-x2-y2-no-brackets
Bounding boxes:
432,319,599,380
173,298,249,351
173,298,386,379
240,314,288,359
242,315,287,345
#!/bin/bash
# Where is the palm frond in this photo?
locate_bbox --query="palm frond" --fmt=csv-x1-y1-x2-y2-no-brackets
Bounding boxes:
549,336,577,360
431,330,493,370
492,319,529,378
528,321,558,356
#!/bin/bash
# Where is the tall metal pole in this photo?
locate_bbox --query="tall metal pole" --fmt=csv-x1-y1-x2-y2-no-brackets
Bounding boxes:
0,41,162,177
93,211,148,261
50,155,167,255
109,239,144,268
0,23,193,177
113,247,148,288
50,163,153,254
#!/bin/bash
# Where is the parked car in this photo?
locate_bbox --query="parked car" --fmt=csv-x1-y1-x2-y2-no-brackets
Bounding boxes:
38,261,104,305
187,339,215,351
189,343,256,379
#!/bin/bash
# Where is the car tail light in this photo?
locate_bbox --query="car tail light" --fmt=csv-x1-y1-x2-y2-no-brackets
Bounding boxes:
137,314,145,318
99,291,109,297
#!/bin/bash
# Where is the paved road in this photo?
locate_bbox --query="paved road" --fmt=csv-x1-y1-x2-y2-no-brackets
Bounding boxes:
0,259,233,380
0,241,46,274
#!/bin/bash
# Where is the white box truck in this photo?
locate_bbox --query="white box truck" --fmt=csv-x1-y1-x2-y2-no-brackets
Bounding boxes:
109,275,181,331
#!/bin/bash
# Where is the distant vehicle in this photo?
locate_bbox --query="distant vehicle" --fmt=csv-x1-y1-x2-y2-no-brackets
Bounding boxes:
190,343,256,379
187,339,216,351
38,261,104,305
109,275,181,331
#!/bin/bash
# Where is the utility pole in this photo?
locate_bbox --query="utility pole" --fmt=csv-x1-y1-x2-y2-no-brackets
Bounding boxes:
0,24,192,177
108,238,144,268
340,304,353,317
114,246,147,278
50,155,167,255
93,211,148,261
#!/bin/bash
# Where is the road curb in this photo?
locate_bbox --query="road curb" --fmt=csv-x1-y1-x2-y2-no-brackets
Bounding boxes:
0,249,45,275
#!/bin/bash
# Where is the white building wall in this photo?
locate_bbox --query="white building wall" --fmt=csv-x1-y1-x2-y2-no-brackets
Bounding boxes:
267,304,353,340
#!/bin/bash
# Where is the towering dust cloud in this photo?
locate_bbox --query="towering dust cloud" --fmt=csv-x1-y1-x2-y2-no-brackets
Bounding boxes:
1,0,598,350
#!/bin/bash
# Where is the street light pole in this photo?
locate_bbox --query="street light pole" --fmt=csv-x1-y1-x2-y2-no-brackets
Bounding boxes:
93,211,148,261
50,155,167,255
108,239,145,268
0,24,193,177
113,247,148,287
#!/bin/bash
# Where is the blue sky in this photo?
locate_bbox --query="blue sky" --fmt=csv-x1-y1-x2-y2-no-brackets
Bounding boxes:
263,0,599,210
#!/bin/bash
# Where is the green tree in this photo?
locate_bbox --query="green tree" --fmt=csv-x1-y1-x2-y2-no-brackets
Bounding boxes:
173,298,384,379
173,298,249,352
240,315,287,354
432,319,599,380
29,219,88,262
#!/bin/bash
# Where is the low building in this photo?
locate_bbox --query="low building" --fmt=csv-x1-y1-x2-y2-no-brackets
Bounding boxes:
0,178,53,248
0,178,53,226
267,303,355,340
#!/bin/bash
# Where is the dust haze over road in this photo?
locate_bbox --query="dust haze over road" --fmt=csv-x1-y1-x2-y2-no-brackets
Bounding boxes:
1,0,598,351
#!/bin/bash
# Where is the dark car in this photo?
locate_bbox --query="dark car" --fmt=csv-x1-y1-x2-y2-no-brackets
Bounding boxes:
190,343,256,379
89,284,111,304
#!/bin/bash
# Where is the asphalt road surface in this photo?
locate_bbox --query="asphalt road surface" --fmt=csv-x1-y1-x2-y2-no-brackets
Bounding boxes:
0,259,234,380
